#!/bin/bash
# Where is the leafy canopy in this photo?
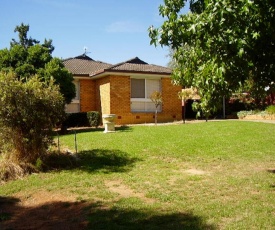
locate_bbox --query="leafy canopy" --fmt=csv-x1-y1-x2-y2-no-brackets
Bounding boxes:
149,0,275,116
0,23,75,103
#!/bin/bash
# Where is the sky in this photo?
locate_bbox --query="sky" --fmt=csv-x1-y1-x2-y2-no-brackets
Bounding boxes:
1,0,189,67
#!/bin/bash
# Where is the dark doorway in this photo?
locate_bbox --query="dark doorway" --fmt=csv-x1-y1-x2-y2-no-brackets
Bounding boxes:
182,99,197,119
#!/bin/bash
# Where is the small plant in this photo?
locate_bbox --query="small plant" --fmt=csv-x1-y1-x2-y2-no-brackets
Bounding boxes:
266,105,275,115
87,111,101,128
150,91,163,125
237,110,260,119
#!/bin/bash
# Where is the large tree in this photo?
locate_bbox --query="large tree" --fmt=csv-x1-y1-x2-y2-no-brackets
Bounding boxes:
149,0,275,117
0,23,75,103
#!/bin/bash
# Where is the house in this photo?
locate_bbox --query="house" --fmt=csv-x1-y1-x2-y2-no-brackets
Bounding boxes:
63,54,182,125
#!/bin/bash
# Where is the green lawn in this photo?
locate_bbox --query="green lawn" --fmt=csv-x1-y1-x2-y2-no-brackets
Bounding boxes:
1,121,275,229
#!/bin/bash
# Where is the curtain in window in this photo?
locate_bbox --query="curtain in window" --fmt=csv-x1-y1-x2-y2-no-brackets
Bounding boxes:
131,79,145,98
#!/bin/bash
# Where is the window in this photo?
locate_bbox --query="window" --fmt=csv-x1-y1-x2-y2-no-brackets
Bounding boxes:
65,80,80,113
131,78,161,112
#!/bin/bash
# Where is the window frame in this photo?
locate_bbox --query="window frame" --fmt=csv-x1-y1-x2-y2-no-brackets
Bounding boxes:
130,77,162,113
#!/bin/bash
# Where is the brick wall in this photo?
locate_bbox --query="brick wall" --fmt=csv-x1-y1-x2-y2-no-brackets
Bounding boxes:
79,79,96,112
161,77,182,116
109,76,182,125
96,76,111,114
78,75,182,125
110,76,131,114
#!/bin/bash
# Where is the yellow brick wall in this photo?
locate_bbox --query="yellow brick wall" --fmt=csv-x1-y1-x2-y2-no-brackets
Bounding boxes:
109,76,182,125
79,79,96,112
161,77,182,116
78,75,182,125
96,76,111,115
110,76,131,114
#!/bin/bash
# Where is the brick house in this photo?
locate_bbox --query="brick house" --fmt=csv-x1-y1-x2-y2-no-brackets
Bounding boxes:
63,54,182,125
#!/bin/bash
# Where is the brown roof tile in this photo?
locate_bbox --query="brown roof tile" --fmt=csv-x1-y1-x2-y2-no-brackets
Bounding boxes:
63,56,171,77
105,57,171,74
63,55,112,75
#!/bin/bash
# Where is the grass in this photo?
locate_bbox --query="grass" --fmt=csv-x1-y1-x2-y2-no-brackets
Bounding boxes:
0,120,275,229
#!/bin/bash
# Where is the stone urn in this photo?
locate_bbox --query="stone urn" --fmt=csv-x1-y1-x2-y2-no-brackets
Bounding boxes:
102,114,116,133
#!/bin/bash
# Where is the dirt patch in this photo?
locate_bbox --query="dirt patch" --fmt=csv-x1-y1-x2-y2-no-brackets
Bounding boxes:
105,180,156,204
0,190,89,230
184,169,208,175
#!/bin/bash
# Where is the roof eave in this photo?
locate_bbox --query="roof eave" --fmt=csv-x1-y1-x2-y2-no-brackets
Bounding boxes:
90,69,171,79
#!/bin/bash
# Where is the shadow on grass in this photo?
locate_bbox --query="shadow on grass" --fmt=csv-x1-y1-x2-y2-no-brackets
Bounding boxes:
55,125,133,135
87,202,216,230
44,149,140,174
267,169,275,174
0,196,89,229
0,196,215,230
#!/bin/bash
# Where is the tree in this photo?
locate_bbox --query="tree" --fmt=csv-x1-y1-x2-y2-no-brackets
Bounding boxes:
150,91,163,125
149,0,275,117
0,71,65,179
0,23,75,103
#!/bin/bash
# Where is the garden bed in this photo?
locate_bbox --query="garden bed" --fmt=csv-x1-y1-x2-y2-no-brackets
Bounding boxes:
241,114,275,120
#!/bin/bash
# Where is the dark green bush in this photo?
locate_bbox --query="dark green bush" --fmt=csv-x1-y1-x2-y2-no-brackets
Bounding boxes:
87,111,101,128
62,112,90,128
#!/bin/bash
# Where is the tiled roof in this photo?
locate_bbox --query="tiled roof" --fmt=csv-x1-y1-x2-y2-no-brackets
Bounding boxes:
63,55,171,77
63,55,112,75
102,57,171,75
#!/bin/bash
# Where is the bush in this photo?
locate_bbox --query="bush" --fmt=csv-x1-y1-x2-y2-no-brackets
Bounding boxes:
266,105,275,115
0,72,65,179
237,109,271,119
62,112,90,128
87,111,101,128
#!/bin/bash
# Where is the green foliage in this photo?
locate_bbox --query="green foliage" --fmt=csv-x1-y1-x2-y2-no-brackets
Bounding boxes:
150,91,163,108
62,112,90,128
236,109,272,119
266,105,275,115
149,0,275,117
0,71,65,168
87,111,101,128
40,58,75,104
237,110,254,119
0,23,75,103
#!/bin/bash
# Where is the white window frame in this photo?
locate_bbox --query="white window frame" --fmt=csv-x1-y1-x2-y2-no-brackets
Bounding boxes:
130,78,162,113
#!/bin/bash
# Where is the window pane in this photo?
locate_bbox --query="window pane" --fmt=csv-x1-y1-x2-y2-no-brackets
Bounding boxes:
131,79,145,98
146,101,157,112
146,79,160,98
131,101,145,111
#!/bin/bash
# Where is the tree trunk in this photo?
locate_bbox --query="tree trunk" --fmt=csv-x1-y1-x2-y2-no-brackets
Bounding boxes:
183,100,186,124
155,109,158,125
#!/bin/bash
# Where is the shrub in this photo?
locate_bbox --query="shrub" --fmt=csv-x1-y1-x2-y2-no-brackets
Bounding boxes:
266,105,275,115
237,110,257,119
87,111,101,128
0,72,65,180
62,112,90,128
